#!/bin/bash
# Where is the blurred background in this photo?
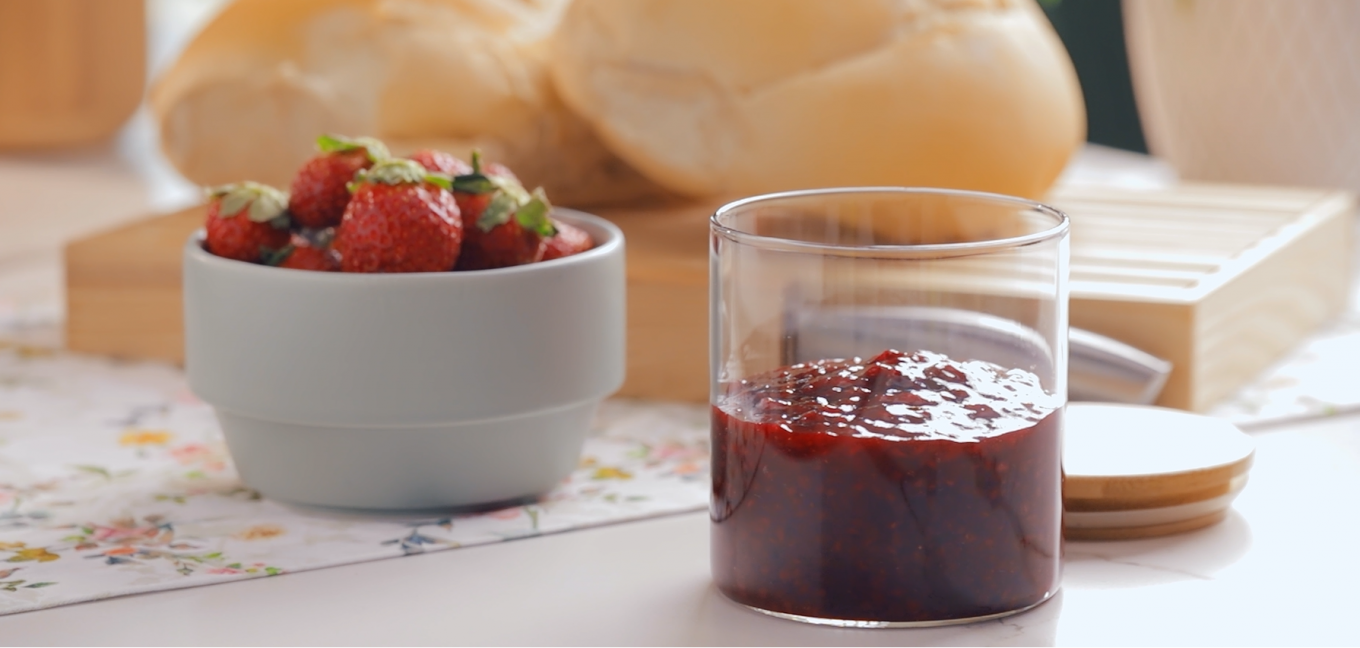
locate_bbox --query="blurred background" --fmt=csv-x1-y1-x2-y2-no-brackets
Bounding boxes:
0,0,224,338
1042,0,1147,153
3,0,1358,338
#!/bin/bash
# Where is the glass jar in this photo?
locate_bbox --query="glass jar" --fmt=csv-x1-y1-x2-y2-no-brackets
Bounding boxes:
709,188,1069,627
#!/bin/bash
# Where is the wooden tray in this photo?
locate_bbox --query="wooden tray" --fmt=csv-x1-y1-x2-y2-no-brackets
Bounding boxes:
1061,183,1352,410
64,182,1354,410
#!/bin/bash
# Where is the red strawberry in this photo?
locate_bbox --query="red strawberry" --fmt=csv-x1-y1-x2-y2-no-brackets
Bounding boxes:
541,218,594,261
450,153,555,270
448,153,517,223
456,217,545,270
288,134,389,229
483,161,518,183
265,231,341,272
282,245,340,271
203,182,291,263
408,149,472,177
332,159,462,273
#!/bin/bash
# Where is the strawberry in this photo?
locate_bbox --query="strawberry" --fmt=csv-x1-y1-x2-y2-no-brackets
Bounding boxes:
448,152,518,224
408,149,472,177
203,182,291,263
281,244,341,272
332,159,462,273
264,231,341,272
451,153,556,270
455,213,546,270
288,134,389,229
541,218,594,261
483,160,519,183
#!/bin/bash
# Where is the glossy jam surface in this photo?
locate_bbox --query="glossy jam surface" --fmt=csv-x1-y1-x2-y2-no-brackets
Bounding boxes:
711,349,1062,623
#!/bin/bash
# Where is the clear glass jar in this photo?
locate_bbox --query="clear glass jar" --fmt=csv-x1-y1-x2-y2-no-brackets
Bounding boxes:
709,188,1069,627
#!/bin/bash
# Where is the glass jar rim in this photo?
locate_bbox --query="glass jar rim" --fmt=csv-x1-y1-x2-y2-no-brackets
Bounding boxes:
711,186,1069,256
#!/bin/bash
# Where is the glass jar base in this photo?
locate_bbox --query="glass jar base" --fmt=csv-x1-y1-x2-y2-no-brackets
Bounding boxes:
734,589,1059,629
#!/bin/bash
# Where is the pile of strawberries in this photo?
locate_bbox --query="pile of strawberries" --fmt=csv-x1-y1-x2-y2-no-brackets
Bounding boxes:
202,134,594,272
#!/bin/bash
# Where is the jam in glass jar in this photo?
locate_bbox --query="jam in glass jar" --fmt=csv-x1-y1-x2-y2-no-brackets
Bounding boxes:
709,188,1069,627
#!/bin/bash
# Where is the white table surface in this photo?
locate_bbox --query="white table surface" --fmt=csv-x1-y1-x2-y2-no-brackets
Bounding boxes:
0,412,1354,646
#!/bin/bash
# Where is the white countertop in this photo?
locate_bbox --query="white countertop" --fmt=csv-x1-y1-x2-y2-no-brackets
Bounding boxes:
0,412,1356,646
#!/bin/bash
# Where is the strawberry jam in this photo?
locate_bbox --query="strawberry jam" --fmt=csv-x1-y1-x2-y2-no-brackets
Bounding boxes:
711,349,1062,624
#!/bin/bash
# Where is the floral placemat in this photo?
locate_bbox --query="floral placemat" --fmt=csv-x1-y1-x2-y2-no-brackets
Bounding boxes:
0,344,710,616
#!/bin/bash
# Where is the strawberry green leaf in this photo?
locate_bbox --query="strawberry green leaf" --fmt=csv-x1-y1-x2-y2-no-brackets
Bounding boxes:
461,150,532,202
257,244,286,264
316,134,390,161
450,174,497,194
490,175,530,204
424,173,453,191
353,137,390,161
261,245,295,267
208,182,289,222
315,134,348,153
476,192,519,232
514,188,556,237
248,192,288,224
352,159,429,186
218,192,252,218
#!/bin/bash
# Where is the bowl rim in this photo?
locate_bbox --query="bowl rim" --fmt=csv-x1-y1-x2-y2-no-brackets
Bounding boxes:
184,207,623,280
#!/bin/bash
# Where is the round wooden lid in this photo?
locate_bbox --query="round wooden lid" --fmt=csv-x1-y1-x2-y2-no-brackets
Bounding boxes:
1063,403,1255,540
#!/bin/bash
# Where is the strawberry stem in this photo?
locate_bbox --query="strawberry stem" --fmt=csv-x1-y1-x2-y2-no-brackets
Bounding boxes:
450,174,497,194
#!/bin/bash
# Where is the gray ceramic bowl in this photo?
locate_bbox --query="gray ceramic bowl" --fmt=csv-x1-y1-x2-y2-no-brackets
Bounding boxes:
183,209,625,511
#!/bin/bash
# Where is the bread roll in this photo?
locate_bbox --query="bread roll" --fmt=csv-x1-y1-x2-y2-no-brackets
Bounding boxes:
150,0,670,206
548,0,1086,200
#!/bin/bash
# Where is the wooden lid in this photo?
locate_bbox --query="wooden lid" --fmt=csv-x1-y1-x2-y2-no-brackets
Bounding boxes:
1063,403,1255,540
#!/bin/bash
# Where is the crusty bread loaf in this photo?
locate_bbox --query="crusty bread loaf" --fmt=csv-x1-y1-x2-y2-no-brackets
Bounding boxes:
548,0,1086,200
149,0,670,207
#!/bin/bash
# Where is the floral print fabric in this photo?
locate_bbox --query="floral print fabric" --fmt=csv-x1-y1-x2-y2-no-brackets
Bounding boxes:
0,345,709,615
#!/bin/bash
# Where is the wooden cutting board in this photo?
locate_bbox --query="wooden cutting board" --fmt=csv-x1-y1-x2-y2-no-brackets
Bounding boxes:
64,182,1354,411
